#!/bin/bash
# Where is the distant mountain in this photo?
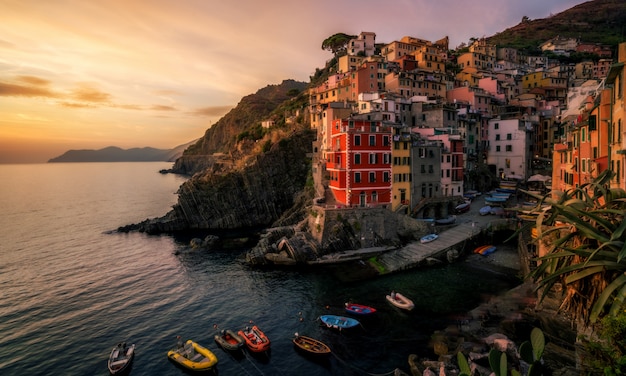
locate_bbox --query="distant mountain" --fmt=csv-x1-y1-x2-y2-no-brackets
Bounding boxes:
487,0,626,52
48,140,197,163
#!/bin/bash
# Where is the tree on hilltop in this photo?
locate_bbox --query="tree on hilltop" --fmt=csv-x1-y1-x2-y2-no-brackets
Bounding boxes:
321,33,357,55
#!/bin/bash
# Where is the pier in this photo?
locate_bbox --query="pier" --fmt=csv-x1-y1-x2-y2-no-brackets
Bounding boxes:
318,194,521,280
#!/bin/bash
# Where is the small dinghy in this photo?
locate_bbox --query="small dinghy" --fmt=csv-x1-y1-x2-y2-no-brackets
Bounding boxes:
167,338,218,372
479,246,497,256
455,202,470,213
107,342,135,375
345,302,376,315
214,328,244,352
293,333,331,357
420,233,439,243
479,205,491,215
238,325,271,353
386,291,414,311
319,314,360,330
435,215,456,225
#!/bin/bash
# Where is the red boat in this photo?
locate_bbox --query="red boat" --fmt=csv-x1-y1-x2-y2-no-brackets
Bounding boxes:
345,302,376,315
237,325,271,353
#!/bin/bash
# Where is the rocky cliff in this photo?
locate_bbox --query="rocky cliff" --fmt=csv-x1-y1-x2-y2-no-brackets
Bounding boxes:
169,79,309,176
118,128,315,234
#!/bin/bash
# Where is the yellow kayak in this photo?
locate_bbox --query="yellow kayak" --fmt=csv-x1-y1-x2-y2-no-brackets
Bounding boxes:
167,339,218,371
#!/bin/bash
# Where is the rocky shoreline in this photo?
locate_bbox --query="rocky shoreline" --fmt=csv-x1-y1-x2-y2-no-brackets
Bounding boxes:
408,243,581,376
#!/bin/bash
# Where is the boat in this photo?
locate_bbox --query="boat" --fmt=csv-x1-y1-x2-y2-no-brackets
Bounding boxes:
345,302,376,315
435,215,456,225
420,233,439,243
319,314,360,330
490,206,505,216
455,202,470,213
479,246,497,256
490,192,511,198
496,187,516,194
386,291,414,311
479,205,491,215
167,339,218,372
473,245,491,254
485,196,507,204
107,342,135,375
214,329,244,352
237,325,271,353
292,334,331,356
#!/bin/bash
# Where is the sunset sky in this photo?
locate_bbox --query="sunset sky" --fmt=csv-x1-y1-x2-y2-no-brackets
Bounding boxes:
1,0,585,163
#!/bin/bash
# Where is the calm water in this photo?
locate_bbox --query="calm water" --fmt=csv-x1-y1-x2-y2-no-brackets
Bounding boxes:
0,162,518,376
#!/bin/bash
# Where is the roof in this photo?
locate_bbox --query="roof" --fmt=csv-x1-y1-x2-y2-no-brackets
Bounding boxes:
606,62,624,84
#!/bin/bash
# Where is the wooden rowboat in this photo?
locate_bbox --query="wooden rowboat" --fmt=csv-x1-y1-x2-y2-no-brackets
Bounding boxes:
107,342,135,375
292,334,331,356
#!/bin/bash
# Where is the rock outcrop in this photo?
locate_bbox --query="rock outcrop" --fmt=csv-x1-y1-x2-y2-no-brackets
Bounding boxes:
118,129,315,234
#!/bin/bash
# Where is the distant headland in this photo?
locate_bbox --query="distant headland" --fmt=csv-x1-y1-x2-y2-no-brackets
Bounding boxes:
48,141,196,163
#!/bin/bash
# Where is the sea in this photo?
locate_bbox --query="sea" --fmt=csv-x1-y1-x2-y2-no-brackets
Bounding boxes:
0,162,520,376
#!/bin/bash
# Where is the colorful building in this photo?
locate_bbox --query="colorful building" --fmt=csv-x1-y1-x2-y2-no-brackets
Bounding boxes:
327,118,393,207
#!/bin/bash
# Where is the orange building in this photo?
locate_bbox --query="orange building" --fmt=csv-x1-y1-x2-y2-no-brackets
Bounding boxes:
326,119,392,207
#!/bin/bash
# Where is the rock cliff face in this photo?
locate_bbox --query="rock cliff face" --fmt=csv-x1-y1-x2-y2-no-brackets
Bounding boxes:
118,129,315,234
170,79,308,176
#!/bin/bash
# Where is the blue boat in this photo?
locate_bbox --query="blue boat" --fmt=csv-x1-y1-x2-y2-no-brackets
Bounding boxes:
485,196,507,204
319,315,360,330
490,192,511,198
496,188,516,194
420,233,439,243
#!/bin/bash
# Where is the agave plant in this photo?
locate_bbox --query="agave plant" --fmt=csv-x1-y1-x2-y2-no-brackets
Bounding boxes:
524,169,626,324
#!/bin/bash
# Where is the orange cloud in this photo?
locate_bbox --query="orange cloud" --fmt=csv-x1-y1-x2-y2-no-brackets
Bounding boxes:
17,75,51,86
0,81,58,98
151,105,177,111
190,105,232,117
70,85,112,103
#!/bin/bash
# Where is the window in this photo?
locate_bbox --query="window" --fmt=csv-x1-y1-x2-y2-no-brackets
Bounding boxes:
506,145,512,152
354,172,361,183
369,172,376,182
354,135,361,146
494,122,499,129
369,135,376,146
354,154,361,164
369,153,378,164
506,133,512,140
383,135,390,146
383,171,390,182
383,153,391,164
496,145,501,152
421,165,425,173
495,134,500,141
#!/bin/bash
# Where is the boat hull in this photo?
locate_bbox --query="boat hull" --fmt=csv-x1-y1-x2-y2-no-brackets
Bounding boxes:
420,234,439,243
238,326,271,353
108,343,135,375
319,315,360,330
293,335,331,356
167,340,218,371
214,329,244,352
345,303,376,315
386,292,414,311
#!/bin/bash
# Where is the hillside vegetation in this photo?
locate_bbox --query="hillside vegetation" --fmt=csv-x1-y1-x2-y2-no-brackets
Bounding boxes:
487,0,626,53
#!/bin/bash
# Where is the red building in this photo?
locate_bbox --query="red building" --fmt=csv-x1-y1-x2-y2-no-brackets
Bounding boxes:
326,119,392,207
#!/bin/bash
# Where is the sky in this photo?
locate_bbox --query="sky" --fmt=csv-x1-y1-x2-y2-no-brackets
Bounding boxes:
1,0,587,163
